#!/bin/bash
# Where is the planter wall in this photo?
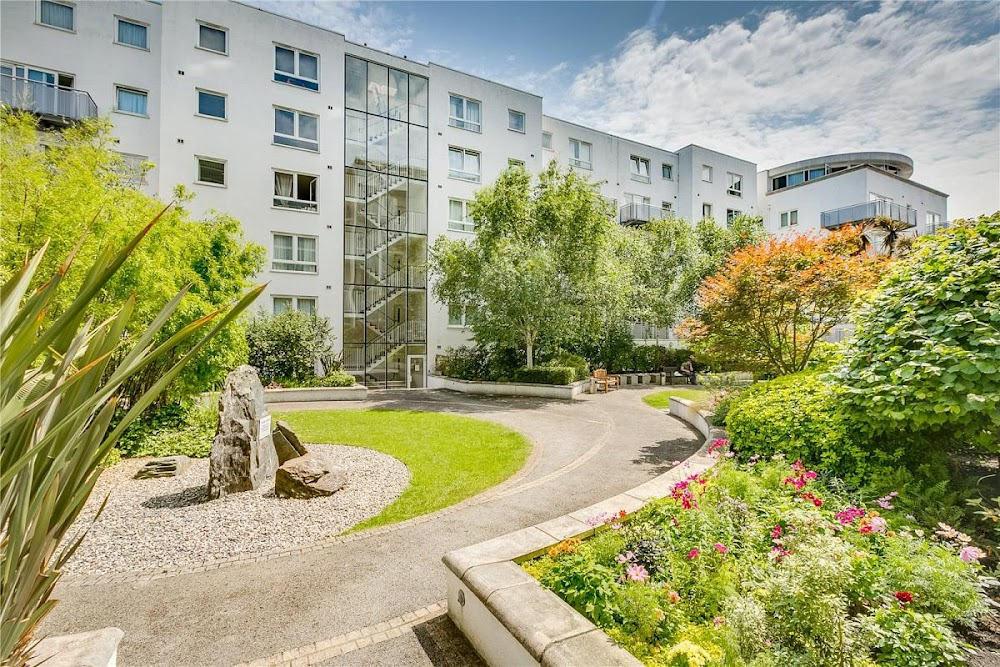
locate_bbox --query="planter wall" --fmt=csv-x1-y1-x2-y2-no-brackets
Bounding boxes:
427,375,591,400
262,385,367,404
443,397,725,667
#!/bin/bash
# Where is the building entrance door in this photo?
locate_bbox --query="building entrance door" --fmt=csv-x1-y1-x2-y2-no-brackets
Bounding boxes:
407,355,425,389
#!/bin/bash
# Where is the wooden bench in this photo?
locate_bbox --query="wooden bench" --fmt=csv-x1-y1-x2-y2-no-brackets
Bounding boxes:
592,368,620,393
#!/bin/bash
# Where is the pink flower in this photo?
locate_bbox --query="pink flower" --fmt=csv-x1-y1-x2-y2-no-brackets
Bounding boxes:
616,551,635,564
771,525,783,539
835,507,866,525
724,451,735,458
959,546,985,563
869,517,888,534
713,616,726,627
876,491,898,510
626,563,649,582
687,548,700,559
714,542,728,555
769,546,792,561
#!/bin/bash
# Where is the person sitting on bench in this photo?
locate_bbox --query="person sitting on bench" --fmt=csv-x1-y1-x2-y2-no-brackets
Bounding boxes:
679,356,697,385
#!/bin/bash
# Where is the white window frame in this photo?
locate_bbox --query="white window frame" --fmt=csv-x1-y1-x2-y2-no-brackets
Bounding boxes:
272,295,316,316
271,233,318,274
273,106,319,151
629,155,650,183
569,138,592,170
508,109,525,133
113,85,149,117
448,304,472,328
448,199,475,233
448,147,481,183
114,16,149,50
448,94,481,133
702,203,713,219
196,21,228,55
37,0,75,32
726,208,742,224
780,209,799,228
273,170,319,212
115,152,150,188
661,201,674,214
508,158,525,169
273,43,319,90
196,88,227,120
727,172,743,197
926,211,942,232
661,163,673,180
701,165,713,182
195,156,226,187
542,131,553,150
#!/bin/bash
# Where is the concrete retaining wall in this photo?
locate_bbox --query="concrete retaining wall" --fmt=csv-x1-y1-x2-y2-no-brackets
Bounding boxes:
262,385,367,404
427,375,591,400
443,400,727,667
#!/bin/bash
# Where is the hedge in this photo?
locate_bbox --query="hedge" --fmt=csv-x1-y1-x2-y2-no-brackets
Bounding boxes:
512,366,577,385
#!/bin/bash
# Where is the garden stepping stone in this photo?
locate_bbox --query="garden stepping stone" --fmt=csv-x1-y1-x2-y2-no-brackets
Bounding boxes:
274,451,347,499
134,455,190,479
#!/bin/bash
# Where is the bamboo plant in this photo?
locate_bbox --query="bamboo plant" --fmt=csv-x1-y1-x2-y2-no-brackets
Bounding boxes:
0,206,263,666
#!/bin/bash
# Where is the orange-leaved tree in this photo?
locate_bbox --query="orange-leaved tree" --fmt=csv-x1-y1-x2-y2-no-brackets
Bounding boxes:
678,226,887,376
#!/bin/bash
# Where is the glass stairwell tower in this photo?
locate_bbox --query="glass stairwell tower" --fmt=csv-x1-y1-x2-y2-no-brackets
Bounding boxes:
343,56,428,389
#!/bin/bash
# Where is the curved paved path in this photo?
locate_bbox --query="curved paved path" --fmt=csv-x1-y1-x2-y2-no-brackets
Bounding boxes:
41,387,701,666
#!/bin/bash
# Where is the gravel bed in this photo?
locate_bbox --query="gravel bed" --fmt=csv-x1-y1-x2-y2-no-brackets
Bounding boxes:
64,444,410,575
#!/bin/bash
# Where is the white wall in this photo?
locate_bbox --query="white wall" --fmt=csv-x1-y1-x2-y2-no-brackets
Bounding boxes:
864,169,948,235
676,144,757,224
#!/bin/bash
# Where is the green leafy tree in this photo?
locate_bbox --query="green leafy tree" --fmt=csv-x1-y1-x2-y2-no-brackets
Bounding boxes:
245,309,336,384
1,111,264,403
834,213,1000,450
430,163,626,366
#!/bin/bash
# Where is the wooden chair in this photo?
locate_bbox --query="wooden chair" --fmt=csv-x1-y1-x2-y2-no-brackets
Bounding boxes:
592,368,620,393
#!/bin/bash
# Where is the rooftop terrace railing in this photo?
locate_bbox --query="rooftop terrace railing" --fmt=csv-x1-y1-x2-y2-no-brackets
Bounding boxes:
820,199,917,230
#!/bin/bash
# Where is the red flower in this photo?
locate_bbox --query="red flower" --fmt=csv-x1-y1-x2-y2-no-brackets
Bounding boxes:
894,591,914,604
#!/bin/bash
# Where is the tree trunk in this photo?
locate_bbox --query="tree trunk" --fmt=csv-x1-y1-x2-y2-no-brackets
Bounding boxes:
526,334,534,368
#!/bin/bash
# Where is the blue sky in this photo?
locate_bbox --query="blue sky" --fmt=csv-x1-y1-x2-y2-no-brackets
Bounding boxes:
248,0,999,218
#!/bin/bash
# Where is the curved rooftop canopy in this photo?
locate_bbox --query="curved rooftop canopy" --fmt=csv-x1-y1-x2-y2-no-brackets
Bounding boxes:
766,152,914,179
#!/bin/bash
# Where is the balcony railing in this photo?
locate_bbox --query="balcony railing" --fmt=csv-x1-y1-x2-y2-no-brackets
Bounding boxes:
1,73,97,124
619,203,668,226
820,200,917,230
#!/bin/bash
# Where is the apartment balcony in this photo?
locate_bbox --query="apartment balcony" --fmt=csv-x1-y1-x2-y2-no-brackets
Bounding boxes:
619,203,667,226
820,200,917,230
1,74,98,125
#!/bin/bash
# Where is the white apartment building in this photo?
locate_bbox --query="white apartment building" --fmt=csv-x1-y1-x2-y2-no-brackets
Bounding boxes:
758,152,948,238
0,1,948,386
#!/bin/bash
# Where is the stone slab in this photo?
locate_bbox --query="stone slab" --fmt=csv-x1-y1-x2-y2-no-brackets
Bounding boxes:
540,629,642,667
463,561,539,605
443,527,554,579
486,582,593,662
533,515,594,543
30,627,124,667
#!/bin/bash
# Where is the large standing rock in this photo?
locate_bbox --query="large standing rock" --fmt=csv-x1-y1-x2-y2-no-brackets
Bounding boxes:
207,365,278,499
274,452,347,499
272,420,309,464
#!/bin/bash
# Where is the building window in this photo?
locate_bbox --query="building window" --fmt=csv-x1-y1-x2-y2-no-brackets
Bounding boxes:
787,171,805,187
196,89,226,119
39,1,74,31
508,109,525,133
115,17,148,49
701,165,713,182
197,22,227,55
448,94,481,132
726,209,742,224
661,163,673,180
702,203,713,219
272,234,317,273
273,170,318,212
448,147,481,182
115,86,148,116
195,157,226,186
542,131,553,150
273,296,316,316
661,201,673,214
115,152,150,188
727,172,742,197
448,199,474,232
630,156,650,183
274,45,319,91
448,304,472,327
508,158,525,168
274,107,318,151
926,211,941,232
569,138,592,170
780,209,799,227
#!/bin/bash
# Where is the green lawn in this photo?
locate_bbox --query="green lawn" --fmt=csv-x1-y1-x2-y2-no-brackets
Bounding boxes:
274,409,531,531
641,387,712,410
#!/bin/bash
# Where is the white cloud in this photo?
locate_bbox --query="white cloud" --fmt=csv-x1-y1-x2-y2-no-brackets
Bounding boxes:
558,4,1000,219
245,0,413,55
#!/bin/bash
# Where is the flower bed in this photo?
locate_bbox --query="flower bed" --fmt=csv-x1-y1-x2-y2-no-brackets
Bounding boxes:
523,452,995,666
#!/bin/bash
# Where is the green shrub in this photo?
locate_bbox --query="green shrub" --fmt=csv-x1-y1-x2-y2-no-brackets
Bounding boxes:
116,402,217,459
864,608,968,667
245,309,335,385
512,366,576,385
543,351,589,381
278,370,355,388
436,345,521,381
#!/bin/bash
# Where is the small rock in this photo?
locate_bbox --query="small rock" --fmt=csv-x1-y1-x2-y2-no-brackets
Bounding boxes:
277,421,308,457
274,452,347,499
134,456,190,479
